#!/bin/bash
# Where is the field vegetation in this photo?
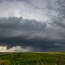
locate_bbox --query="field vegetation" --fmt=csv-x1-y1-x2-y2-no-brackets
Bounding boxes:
0,52,65,65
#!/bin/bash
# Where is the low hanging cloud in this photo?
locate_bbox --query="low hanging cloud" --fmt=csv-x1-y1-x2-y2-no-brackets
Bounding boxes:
0,46,33,52
0,17,65,52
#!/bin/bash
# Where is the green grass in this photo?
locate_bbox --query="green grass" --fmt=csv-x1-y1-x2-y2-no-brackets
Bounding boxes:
0,52,65,65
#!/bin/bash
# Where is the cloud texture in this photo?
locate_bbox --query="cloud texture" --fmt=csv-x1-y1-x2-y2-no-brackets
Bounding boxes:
0,0,65,52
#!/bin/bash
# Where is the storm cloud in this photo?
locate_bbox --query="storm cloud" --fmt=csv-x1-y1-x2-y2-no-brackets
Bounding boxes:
0,17,65,52
0,0,65,52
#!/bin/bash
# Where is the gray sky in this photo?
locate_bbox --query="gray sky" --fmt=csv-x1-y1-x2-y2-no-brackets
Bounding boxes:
0,0,65,52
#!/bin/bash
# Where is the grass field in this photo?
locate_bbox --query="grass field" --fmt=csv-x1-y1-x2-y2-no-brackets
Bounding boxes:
0,52,65,65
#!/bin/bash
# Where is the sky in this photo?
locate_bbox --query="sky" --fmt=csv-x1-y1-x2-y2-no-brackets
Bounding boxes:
0,0,65,52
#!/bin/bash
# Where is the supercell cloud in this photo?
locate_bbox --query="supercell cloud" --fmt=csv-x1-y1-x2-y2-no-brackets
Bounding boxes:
0,0,65,52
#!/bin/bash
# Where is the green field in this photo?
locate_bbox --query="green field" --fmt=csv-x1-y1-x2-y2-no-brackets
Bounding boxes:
0,52,65,65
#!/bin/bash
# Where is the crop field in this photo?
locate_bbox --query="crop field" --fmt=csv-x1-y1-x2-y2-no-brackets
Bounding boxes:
0,52,65,65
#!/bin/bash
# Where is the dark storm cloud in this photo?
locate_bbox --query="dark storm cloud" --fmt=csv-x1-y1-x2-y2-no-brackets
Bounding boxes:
0,17,46,32
0,36,59,51
0,17,47,51
0,17,65,51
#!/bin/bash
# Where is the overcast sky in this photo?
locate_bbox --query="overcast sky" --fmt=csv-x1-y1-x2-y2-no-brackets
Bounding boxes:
0,0,65,52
